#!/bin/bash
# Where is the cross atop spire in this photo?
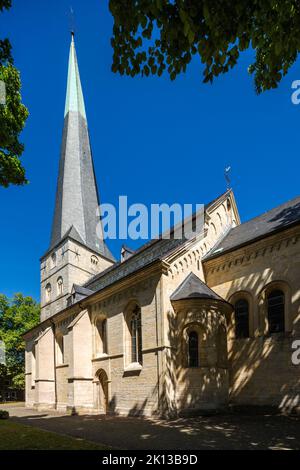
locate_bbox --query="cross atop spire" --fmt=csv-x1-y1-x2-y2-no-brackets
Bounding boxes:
49,34,114,262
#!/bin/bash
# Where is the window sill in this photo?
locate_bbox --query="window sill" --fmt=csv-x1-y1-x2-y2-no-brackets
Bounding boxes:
265,330,290,337
124,362,143,372
94,353,108,358
56,363,69,368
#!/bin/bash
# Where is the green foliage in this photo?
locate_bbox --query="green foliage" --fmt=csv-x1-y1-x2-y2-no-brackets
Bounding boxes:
0,0,29,187
109,0,300,93
0,65,29,187
0,410,9,419
0,294,40,390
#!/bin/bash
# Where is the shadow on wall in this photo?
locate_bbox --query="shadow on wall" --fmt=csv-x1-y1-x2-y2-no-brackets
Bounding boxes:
104,264,300,418
158,308,229,418
223,270,300,414
109,393,151,417
159,265,300,417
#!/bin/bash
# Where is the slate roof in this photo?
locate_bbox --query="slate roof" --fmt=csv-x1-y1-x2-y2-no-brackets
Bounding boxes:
66,284,94,307
204,194,300,261
85,237,185,292
49,34,114,262
72,284,94,297
170,272,227,302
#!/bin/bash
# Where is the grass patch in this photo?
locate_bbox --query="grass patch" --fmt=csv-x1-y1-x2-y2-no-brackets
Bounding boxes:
0,420,109,450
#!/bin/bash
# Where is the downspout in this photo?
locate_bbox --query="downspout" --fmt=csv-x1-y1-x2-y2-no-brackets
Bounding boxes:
50,319,58,409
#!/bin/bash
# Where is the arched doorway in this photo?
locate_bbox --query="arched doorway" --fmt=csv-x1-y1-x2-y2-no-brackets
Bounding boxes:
94,369,109,414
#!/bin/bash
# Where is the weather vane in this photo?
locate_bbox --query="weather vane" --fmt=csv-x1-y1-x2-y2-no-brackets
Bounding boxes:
224,166,231,190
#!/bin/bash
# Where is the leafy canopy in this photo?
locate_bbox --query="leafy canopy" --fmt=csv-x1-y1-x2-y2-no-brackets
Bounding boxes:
0,293,40,389
109,0,300,93
0,0,29,187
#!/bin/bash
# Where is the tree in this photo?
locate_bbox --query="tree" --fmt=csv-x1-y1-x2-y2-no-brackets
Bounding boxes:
0,294,39,389
0,0,28,187
109,0,300,93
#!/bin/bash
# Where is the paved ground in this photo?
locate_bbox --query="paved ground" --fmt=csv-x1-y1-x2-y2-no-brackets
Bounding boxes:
1,403,300,450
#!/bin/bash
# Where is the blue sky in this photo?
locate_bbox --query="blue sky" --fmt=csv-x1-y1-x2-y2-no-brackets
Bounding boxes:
1,0,300,301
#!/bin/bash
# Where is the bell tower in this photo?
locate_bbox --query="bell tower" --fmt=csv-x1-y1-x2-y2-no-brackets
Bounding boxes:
40,33,115,321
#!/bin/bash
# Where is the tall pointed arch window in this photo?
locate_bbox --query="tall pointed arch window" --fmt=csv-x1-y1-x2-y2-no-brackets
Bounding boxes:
268,289,285,333
188,331,199,367
95,317,108,356
31,344,36,388
56,333,64,364
234,299,249,338
57,277,63,296
50,253,56,269
45,283,51,303
130,306,142,364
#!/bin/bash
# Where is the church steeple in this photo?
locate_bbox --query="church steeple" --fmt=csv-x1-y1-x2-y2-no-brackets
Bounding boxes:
50,33,114,261
40,34,114,321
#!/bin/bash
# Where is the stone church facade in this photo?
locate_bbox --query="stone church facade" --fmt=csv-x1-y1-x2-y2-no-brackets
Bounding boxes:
24,34,300,417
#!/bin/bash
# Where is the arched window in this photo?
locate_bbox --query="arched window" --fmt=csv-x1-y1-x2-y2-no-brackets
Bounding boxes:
56,334,64,364
188,331,199,367
234,299,249,338
268,289,285,333
101,319,107,354
57,277,63,296
130,306,142,364
50,252,56,269
31,345,36,388
45,283,51,303
95,318,108,356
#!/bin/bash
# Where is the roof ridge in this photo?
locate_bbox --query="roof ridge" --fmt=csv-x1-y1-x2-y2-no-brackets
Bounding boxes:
170,272,228,303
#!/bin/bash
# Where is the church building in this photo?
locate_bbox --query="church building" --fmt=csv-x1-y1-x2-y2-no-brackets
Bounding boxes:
24,34,300,417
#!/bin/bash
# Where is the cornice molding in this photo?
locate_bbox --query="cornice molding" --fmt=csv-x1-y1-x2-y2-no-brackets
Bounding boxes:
204,226,300,275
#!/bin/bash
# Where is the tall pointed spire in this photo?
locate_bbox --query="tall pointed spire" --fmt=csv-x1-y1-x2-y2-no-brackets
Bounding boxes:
50,33,114,261
64,32,86,120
